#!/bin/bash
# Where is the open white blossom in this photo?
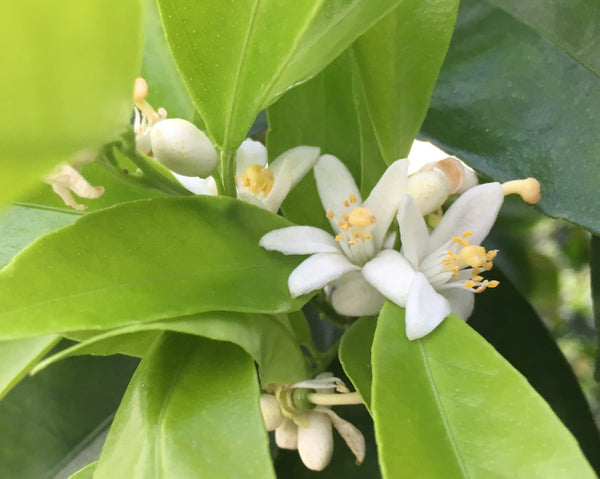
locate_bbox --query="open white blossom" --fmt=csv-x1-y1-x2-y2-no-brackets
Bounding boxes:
260,373,365,471
362,178,541,340
260,155,408,316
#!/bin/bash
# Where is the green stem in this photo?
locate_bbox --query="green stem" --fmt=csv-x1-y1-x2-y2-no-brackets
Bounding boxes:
219,149,237,197
126,149,193,196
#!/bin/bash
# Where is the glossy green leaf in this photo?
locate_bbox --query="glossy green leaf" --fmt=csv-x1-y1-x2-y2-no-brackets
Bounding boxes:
469,268,600,473
0,336,60,400
95,333,275,479
0,196,307,340
140,0,194,121
486,0,600,77
68,463,97,479
0,353,137,479
339,317,376,409
353,0,458,164
372,302,595,478
591,235,600,380
36,312,308,385
422,0,600,234
157,0,406,152
1,1,142,206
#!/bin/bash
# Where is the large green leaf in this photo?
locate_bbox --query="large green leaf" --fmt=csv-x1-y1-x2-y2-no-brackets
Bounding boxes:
1,1,142,206
591,235,600,379
486,0,600,77
156,0,406,152
140,0,194,121
372,302,595,478
421,0,600,234
0,352,137,479
469,268,600,473
0,196,307,340
94,333,275,479
339,317,377,409
353,0,458,164
35,312,308,385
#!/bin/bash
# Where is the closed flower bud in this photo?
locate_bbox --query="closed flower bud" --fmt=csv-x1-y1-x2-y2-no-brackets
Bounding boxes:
275,418,299,450
406,169,452,215
260,394,284,431
151,119,218,177
297,411,334,471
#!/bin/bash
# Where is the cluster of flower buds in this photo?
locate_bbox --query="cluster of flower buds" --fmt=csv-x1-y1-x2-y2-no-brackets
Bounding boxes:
260,373,365,471
133,78,218,178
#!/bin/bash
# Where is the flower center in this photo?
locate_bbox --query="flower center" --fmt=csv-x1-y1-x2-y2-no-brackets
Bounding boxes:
240,164,274,196
442,231,499,293
326,195,377,246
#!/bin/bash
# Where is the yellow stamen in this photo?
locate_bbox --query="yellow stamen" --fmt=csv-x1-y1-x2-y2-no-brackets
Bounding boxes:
340,223,350,231
349,194,358,203
462,231,473,238
348,239,357,246
326,209,334,219
487,280,500,288
364,233,372,240
240,164,274,196
335,234,344,241
465,280,475,288
501,178,541,204
354,232,361,239
342,213,350,221
343,200,350,207
458,245,488,269
348,207,376,227
472,275,484,282
487,250,498,260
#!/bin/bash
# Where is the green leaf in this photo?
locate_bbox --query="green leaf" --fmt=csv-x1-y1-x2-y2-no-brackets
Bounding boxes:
372,302,595,478
0,1,142,206
470,268,600,473
0,353,137,479
0,336,60,401
422,0,600,233
0,196,307,340
140,0,194,121
591,235,600,380
68,463,97,479
485,0,600,77
339,317,376,409
157,0,406,152
94,333,275,479
36,312,308,385
352,0,459,164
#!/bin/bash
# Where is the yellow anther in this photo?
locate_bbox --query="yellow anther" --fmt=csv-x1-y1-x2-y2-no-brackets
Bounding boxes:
462,231,473,238
442,257,454,265
326,209,335,219
452,236,462,243
343,200,350,207
340,223,350,231
349,194,358,203
354,232,361,239
338,220,346,229
348,207,376,228
458,245,488,269
465,280,475,288
472,267,481,275
484,262,493,271
342,213,349,221
364,233,372,240
487,250,498,260
472,275,484,282
487,280,500,288
501,178,541,204
447,250,456,258
240,164,274,196
335,234,344,241
348,239,357,246
459,239,469,246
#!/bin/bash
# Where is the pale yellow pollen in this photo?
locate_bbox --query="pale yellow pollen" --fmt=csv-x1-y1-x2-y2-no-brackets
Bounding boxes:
465,280,475,288
326,209,335,219
348,239,357,246
472,267,481,275
364,233,372,240
486,250,497,260
501,178,541,204
349,194,358,203
444,233,499,293
348,207,376,228
342,214,350,221
354,232,361,239
240,164,274,196
335,234,344,241
472,275,484,282
487,280,500,288
340,223,350,231
343,200,350,207
462,231,473,238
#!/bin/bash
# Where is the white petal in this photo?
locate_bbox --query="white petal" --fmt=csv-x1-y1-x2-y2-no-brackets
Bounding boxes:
275,418,298,450
428,182,503,251
363,159,409,248
397,194,429,269
262,160,293,213
408,139,450,173
260,226,341,255
405,272,451,340
440,287,475,321
172,173,217,195
236,189,267,209
269,146,320,188
235,138,268,177
297,411,334,471
314,155,361,232
317,407,366,466
361,250,416,306
260,394,283,431
288,253,359,298
383,232,397,249
329,271,386,317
